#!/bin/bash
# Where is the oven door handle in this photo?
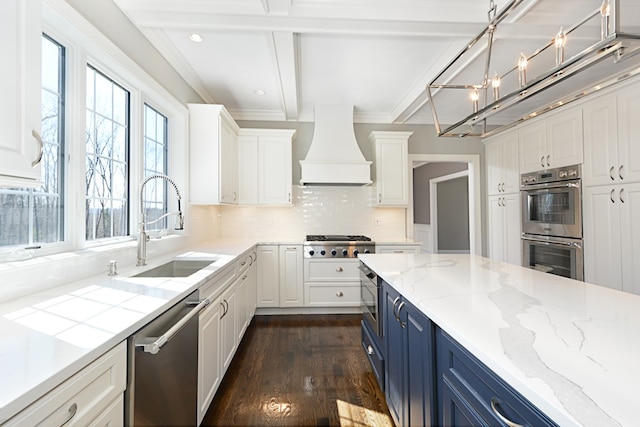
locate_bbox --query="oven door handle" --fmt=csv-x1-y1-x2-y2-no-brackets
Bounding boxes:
520,181,580,191
522,235,582,249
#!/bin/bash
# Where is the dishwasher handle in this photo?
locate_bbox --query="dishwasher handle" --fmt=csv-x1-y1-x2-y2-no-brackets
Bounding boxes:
136,298,210,354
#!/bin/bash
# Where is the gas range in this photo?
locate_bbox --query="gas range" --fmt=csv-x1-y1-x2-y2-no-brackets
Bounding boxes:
303,235,375,258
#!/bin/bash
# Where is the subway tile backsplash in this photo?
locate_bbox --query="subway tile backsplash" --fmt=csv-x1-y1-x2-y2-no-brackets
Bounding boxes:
219,185,406,240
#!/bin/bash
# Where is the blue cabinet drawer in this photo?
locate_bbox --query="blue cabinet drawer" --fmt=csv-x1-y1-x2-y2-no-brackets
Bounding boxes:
361,320,384,392
437,328,558,427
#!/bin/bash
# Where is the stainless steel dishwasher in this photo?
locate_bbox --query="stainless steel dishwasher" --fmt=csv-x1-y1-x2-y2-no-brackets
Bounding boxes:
125,289,209,426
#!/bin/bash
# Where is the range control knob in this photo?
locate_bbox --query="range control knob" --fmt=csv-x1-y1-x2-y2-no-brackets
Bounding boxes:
320,250,326,256
364,249,371,254
309,250,315,256
353,250,359,256
342,249,348,257
331,249,337,256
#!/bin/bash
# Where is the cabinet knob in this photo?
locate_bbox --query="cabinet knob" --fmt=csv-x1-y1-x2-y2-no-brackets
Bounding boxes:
336,267,343,272
336,291,344,297
367,345,374,355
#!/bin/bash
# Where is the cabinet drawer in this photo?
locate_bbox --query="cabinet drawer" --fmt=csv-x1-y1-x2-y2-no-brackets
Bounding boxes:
304,260,360,281
437,329,557,427
237,252,253,274
375,245,420,254
6,341,126,426
305,284,360,306
361,320,384,392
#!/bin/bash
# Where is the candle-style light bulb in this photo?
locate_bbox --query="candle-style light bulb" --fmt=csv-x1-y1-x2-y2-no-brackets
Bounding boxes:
491,72,501,101
554,27,567,66
470,88,480,113
517,53,528,87
600,0,611,39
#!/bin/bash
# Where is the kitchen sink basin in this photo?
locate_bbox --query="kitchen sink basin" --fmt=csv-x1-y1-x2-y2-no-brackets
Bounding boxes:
133,259,215,278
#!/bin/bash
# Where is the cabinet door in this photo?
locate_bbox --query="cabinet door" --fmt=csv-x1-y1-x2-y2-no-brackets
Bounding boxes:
259,136,292,205
583,96,618,187
519,121,547,173
375,139,409,206
583,186,622,290
0,0,42,185
546,108,583,169
487,195,505,262
503,193,522,266
198,300,222,425
485,140,503,196
220,285,238,372
247,251,257,317
256,245,279,307
384,285,405,427
279,245,304,307
236,273,250,340
502,133,520,194
440,378,487,427
237,135,258,204
617,85,640,184
620,182,640,295
220,119,238,204
405,303,435,427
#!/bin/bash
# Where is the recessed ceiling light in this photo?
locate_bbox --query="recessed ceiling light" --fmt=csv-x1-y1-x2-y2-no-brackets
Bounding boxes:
254,89,266,96
189,33,204,43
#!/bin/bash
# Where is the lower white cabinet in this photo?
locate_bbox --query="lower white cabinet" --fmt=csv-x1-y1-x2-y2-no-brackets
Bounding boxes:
488,193,521,265
304,259,360,306
197,295,223,425
5,342,126,426
583,183,640,294
256,245,280,308
279,245,304,307
220,282,238,373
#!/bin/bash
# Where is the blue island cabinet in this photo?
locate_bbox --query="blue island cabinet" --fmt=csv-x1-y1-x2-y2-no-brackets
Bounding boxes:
383,282,436,426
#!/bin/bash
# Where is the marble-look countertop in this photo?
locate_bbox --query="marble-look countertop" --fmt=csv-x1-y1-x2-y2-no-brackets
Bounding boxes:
0,238,258,423
358,253,640,427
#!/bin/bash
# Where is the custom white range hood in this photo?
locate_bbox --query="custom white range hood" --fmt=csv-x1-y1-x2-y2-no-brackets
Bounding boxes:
300,105,372,186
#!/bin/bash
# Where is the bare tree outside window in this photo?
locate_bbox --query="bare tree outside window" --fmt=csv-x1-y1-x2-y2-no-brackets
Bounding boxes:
143,104,168,231
0,35,65,248
85,66,129,240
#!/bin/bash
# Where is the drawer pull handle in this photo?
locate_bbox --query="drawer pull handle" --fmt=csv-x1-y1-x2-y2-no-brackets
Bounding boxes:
610,188,615,204
396,301,406,328
367,345,374,355
336,267,343,272
61,402,78,426
336,291,344,297
619,164,624,180
241,261,247,266
32,130,44,167
490,397,523,427
610,166,615,181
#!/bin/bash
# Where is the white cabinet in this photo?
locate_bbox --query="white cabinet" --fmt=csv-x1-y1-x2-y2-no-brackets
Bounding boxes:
237,129,296,205
583,183,640,294
370,131,412,206
5,342,126,426
279,245,304,307
519,108,583,174
256,245,280,308
488,193,521,265
375,244,421,254
485,131,519,196
188,104,239,204
197,292,223,425
220,280,238,372
303,259,360,307
0,0,43,187
584,86,640,187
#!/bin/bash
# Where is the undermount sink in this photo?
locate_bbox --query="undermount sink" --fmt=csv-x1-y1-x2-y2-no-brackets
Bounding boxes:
133,259,215,278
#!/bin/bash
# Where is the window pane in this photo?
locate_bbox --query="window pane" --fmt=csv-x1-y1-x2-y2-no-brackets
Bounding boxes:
0,35,65,249
85,66,129,241
143,104,168,231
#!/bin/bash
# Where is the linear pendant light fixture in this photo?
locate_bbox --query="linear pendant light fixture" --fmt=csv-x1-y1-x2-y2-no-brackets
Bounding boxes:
427,0,640,137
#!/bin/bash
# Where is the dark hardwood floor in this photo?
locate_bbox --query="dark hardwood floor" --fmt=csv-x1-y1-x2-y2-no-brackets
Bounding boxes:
201,314,393,427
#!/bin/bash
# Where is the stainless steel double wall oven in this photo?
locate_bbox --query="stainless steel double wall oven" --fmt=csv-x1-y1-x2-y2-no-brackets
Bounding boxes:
520,164,584,280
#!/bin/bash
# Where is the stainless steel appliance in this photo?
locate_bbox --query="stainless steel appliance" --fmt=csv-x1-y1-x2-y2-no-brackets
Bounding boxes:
521,164,583,280
359,262,381,336
303,234,374,258
125,289,209,426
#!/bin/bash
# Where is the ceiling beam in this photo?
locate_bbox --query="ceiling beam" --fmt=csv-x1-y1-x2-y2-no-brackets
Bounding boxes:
270,31,300,120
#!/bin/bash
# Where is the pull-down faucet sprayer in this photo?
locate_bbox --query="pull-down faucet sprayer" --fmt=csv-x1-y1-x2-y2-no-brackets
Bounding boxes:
137,174,184,266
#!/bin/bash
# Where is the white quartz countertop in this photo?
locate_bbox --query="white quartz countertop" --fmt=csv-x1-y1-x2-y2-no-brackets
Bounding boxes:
0,238,258,423
358,253,640,427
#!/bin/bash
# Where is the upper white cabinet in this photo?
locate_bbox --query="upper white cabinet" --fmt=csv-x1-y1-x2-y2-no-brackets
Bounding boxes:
519,108,583,174
370,131,412,207
485,130,519,196
188,104,239,204
584,85,640,187
237,129,295,205
0,0,43,187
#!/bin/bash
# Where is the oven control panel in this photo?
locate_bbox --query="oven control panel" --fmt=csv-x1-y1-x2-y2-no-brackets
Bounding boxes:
521,164,581,186
303,243,374,258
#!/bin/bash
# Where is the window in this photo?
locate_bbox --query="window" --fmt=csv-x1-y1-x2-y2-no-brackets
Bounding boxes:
0,35,65,248
85,66,130,241
142,104,169,231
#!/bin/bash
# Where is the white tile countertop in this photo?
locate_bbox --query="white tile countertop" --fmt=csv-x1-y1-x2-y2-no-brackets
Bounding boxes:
358,253,640,427
0,238,258,424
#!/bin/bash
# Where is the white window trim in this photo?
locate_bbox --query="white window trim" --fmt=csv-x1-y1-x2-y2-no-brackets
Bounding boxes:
42,0,189,255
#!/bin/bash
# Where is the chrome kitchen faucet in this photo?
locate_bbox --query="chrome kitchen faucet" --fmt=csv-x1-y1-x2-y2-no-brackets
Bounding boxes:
137,174,184,266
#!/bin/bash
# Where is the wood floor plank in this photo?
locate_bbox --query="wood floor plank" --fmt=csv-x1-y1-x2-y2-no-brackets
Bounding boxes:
201,314,393,427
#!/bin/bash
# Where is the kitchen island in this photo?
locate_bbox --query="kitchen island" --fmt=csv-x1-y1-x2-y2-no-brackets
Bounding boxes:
359,253,640,427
